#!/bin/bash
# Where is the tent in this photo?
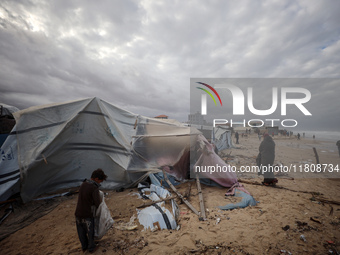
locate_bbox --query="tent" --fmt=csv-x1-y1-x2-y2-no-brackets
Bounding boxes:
0,97,244,203
0,127,20,202
0,103,19,147
211,126,233,152
0,103,19,198
0,97,204,202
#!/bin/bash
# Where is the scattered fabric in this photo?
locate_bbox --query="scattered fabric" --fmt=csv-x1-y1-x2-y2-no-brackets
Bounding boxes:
218,189,257,210
149,172,182,188
137,184,178,231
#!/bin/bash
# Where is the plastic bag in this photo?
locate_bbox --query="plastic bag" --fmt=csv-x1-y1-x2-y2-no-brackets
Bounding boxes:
94,191,114,239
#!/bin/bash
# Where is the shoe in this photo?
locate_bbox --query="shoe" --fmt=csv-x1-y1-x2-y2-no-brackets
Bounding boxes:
89,245,98,253
262,179,278,186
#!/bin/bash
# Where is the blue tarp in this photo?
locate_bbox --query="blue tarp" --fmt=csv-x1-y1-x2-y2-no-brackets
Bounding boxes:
218,189,257,210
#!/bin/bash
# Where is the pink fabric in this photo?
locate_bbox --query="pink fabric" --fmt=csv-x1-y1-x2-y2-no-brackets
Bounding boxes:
193,136,251,195
164,134,252,196
194,149,238,188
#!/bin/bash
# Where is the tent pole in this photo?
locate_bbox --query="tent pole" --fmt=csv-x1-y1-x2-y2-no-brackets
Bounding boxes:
161,169,200,216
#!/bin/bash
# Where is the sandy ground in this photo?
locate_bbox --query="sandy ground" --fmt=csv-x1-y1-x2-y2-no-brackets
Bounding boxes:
1,133,340,255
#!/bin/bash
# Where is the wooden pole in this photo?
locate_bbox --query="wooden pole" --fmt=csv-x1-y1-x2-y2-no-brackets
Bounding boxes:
161,169,200,216
137,195,177,208
313,147,320,164
196,174,206,220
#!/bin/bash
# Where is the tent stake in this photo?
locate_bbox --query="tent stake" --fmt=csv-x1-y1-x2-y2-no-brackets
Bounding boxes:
161,169,200,216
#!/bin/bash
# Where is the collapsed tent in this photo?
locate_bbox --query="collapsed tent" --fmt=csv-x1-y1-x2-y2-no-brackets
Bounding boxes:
211,126,233,152
137,183,179,231
0,97,248,205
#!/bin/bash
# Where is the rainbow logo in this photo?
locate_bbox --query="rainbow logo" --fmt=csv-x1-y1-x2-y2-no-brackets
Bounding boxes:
196,82,223,106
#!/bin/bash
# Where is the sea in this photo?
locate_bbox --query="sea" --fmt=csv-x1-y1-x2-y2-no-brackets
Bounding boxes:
293,130,340,142
289,130,340,152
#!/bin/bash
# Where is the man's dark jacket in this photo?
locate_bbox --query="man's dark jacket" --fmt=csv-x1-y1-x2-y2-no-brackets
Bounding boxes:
75,180,101,218
258,135,275,167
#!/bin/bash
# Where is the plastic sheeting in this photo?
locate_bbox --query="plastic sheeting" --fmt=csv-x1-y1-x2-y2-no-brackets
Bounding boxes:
192,135,238,187
137,184,178,231
128,118,198,172
95,191,114,239
149,172,182,188
13,98,136,202
0,127,20,202
212,126,233,152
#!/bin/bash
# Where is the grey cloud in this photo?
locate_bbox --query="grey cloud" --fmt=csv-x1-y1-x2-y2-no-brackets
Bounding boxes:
0,0,339,128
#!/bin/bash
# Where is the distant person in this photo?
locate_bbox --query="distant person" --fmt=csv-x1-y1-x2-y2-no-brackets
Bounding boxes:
257,133,278,185
258,133,261,141
235,132,239,144
337,140,340,157
313,135,315,139
75,169,108,253
297,133,300,140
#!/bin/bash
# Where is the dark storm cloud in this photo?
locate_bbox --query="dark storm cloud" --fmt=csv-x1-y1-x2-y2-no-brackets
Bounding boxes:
0,0,339,127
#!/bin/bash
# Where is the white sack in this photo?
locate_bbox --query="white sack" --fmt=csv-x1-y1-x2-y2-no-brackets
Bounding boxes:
95,191,114,239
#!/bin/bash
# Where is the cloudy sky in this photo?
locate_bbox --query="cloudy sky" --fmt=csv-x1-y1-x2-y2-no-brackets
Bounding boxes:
0,0,339,130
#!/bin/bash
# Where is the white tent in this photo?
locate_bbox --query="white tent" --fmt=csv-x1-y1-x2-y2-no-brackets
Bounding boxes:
211,126,233,152
0,128,20,202
0,97,201,202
